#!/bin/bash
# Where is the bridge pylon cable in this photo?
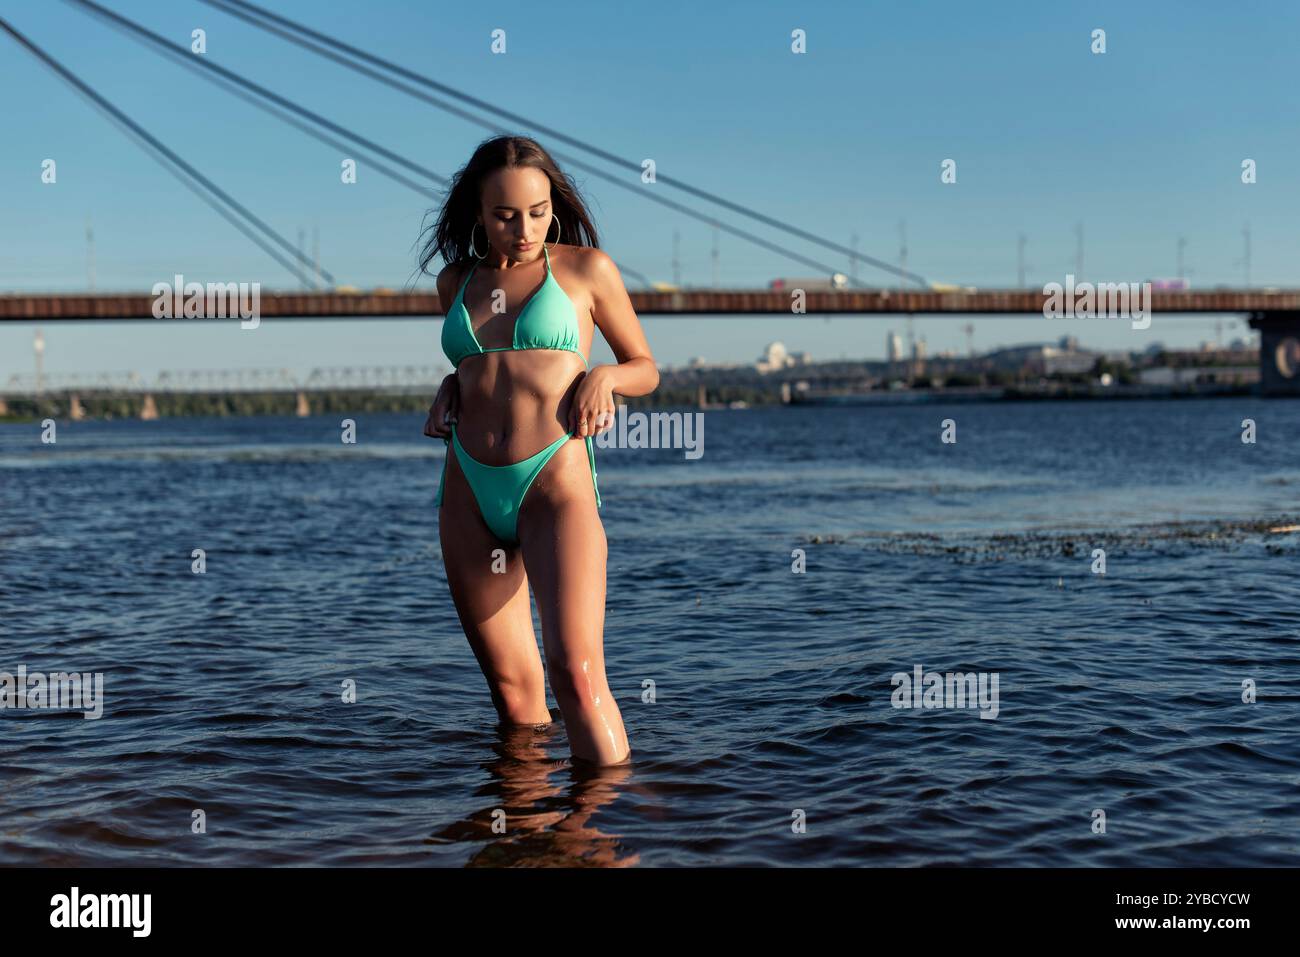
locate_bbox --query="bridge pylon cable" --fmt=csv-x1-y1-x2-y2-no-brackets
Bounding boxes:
60,0,910,290
64,0,850,291
0,16,328,288
199,0,928,287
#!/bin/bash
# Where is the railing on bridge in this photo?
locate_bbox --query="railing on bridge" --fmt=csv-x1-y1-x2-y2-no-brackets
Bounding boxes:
1,366,444,396
2,371,151,394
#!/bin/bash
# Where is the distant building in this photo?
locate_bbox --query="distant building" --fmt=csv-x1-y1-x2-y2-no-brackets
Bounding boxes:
1155,347,1260,367
887,332,903,363
1139,366,1259,386
755,341,810,372
1042,345,1096,375
756,341,788,373
911,337,927,376
983,342,1098,376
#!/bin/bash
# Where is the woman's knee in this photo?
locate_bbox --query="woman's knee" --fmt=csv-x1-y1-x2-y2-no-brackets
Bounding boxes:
546,659,610,711
487,669,549,722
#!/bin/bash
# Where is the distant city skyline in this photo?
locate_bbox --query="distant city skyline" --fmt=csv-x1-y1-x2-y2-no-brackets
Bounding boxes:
0,315,1256,388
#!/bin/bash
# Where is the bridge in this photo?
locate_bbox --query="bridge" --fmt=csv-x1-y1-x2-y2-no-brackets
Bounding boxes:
1,366,441,395
4,287,1300,319
4,289,1299,395
0,365,443,419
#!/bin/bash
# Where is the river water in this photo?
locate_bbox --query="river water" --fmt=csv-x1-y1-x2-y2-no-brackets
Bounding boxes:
1,398,1297,865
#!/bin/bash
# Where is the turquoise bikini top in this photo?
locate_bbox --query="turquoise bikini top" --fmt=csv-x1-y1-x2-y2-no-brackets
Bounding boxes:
442,245,587,369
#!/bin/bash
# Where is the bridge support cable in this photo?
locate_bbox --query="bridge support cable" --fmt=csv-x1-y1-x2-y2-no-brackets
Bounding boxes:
0,16,328,288
197,0,928,287
67,0,449,189
62,0,911,290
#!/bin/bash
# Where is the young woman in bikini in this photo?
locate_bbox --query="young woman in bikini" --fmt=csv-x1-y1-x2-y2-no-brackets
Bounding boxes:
418,135,658,767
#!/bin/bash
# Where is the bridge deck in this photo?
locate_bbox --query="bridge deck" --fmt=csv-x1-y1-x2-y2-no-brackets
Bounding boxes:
4,289,1300,320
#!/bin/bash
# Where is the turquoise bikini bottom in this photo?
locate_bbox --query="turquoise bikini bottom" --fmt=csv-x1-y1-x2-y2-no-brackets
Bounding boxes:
434,424,601,544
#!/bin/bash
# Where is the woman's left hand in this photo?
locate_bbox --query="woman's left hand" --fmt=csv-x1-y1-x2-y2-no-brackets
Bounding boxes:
570,365,617,438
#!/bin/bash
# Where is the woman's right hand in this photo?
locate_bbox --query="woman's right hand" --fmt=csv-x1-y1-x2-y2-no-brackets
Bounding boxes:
423,373,459,439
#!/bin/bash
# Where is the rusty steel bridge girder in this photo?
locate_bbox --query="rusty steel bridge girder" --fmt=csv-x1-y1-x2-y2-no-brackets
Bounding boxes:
5,288,1300,319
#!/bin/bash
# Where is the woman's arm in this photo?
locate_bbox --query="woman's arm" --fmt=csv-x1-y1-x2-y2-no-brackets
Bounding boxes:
588,250,659,396
570,250,659,437
424,263,464,439
591,355,659,398
423,371,459,438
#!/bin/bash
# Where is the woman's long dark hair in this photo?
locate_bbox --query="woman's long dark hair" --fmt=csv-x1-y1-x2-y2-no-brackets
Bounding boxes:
414,135,600,280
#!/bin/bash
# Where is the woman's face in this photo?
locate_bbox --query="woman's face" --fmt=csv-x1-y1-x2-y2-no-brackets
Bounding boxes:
478,166,552,260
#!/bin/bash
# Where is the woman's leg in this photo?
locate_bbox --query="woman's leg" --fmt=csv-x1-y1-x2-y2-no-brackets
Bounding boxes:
439,441,552,726
516,438,630,765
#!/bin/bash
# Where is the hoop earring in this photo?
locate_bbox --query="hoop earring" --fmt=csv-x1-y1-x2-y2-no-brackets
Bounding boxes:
544,213,560,250
469,222,488,259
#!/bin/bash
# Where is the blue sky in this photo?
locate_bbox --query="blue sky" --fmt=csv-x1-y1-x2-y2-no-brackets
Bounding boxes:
2,0,1297,380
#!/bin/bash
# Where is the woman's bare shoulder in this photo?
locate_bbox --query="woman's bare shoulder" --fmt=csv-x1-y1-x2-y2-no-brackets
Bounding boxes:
436,260,472,286
435,260,470,311
557,245,618,288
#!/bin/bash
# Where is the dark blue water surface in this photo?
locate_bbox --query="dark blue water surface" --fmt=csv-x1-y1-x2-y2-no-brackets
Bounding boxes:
1,398,1297,866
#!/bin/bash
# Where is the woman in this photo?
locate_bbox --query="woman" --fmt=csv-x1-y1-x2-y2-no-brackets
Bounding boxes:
418,136,658,767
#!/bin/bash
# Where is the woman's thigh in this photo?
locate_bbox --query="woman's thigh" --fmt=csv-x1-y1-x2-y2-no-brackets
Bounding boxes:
438,442,547,714
515,438,609,684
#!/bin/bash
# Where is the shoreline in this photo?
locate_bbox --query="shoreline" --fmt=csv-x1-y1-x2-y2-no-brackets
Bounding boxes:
0,384,1292,424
